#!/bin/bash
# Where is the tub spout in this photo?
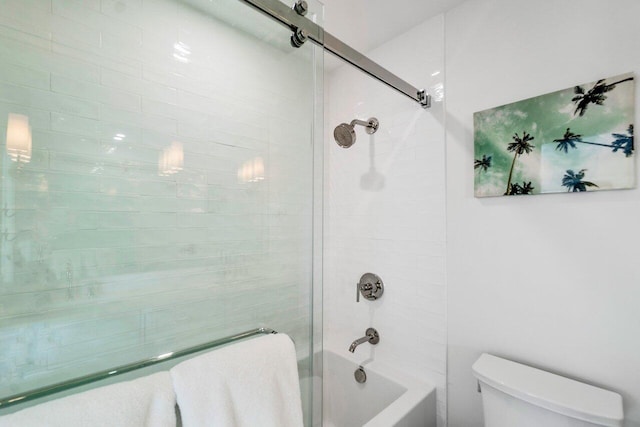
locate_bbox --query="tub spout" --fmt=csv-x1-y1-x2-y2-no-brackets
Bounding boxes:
348,336,371,353
348,328,380,353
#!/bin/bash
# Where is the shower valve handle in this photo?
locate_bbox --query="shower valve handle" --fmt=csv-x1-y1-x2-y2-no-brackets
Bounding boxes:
356,273,384,302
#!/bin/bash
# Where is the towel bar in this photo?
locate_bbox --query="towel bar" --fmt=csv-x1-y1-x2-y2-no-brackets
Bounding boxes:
0,327,277,410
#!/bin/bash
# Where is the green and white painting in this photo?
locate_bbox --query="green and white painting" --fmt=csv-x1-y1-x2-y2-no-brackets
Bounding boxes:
474,72,635,197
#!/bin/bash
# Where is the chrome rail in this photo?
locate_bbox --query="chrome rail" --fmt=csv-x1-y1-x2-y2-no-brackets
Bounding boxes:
238,0,431,108
323,32,430,108
0,327,276,410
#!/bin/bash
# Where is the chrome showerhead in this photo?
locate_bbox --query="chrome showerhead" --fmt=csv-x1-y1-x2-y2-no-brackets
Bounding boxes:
333,117,379,148
334,123,356,148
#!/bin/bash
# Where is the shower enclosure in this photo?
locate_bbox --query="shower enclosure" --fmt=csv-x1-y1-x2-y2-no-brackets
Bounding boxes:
0,0,323,423
0,0,433,424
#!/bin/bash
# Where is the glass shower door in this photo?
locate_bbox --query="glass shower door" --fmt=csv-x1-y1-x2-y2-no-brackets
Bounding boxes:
0,0,323,424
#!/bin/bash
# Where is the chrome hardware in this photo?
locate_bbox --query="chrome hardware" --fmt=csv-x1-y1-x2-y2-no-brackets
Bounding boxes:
293,0,308,16
354,117,379,135
356,273,384,302
290,27,307,48
334,117,379,148
232,0,430,107
417,89,431,108
348,328,380,353
354,366,367,383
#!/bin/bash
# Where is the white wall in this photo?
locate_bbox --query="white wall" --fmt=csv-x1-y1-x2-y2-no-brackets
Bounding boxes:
324,16,447,426
445,0,640,425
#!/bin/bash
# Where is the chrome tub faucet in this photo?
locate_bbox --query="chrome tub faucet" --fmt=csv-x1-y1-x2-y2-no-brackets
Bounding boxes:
349,328,380,353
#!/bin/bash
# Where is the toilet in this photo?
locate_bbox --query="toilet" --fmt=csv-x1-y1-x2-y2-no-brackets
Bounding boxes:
472,353,624,427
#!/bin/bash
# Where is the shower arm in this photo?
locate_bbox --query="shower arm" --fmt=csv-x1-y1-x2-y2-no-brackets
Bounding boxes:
350,118,379,134
350,119,371,128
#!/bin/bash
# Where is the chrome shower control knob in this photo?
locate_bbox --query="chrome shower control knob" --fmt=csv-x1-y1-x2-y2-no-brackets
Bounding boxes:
356,273,384,302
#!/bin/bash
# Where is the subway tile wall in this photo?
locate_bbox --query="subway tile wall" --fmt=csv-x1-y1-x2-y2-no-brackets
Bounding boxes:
0,0,319,406
324,15,447,427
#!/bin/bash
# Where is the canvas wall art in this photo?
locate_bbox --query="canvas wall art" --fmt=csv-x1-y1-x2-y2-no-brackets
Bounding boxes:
474,72,635,197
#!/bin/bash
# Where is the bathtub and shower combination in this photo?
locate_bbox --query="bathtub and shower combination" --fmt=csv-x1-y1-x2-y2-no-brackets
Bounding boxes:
0,0,438,425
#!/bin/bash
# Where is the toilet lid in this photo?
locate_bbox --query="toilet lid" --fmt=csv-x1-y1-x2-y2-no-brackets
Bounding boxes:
472,353,623,427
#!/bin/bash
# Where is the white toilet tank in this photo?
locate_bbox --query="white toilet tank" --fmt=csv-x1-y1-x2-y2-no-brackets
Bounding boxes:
472,354,623,427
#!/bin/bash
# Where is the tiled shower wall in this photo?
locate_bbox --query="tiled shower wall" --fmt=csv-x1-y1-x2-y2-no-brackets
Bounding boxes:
0,0,319,402
324,15,447,426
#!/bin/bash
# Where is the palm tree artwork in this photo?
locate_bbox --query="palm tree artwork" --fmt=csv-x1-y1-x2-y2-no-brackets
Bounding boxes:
611,125,634,157
473,72,635,197
553,128,581,153
561,170,599,192
504,132,534,195
572,76,634,117
508,181,535,195
554,126,634,157
474,154,492,172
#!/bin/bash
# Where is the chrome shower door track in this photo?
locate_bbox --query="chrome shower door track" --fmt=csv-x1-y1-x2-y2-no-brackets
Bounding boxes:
239,0,431,108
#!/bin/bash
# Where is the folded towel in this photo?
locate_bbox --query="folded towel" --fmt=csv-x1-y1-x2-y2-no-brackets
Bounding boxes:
170,333,303,427
0,372,176,427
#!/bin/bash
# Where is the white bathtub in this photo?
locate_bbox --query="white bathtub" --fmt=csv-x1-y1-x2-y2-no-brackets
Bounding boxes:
321,351,436,427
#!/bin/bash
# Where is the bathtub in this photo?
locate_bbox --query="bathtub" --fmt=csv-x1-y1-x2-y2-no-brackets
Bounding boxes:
321,350,436,427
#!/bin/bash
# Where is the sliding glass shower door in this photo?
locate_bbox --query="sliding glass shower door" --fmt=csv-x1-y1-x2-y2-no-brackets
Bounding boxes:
0,0,323,423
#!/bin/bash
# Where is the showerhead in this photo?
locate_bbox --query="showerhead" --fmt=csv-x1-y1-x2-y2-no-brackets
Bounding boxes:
333,117,379,148
334,123,356,148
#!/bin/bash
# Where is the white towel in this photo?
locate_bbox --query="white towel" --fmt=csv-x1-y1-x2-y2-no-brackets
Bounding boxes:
0,371,176,427
170,333,303,427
